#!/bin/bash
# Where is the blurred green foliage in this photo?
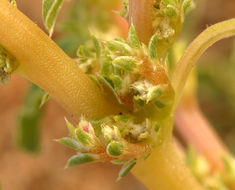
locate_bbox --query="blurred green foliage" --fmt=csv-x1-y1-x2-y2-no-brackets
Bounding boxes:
57,0,113,55
16,84,45,152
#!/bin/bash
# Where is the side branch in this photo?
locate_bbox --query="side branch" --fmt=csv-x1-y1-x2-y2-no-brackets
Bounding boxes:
172,19,235,106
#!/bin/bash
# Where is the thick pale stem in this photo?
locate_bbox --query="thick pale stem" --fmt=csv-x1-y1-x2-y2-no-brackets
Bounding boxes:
175,101,227,170
0,0,120,119
172,19,235,106
132,141,203,190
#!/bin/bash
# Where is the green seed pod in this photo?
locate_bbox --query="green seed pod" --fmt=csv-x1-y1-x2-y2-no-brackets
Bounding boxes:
91,35,101,58
106,141,124,157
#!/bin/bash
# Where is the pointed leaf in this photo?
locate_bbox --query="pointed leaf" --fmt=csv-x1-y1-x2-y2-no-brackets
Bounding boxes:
113,56,137,71
148,34,158,59
42,0,65,37
92,35,101,58
39,92,50,108
127,24,140,49
66,153,99,168
56,137,83,150
65,118,76,139
106,40,132,54
117,159,136,181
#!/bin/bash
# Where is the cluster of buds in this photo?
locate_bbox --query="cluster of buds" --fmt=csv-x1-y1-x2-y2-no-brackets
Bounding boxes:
57,116,153,180
0,45,19,84
153,0,194,39
76,24,175,118
58,24,176,179
151,0,194,56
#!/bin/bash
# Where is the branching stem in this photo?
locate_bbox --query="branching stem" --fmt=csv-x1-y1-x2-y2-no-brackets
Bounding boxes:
0,0,120,119
172,18,235,106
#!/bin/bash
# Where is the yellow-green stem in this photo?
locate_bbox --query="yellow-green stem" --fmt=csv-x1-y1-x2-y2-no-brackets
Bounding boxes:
133,141,203,190
0,0,120,119
172,18,235,106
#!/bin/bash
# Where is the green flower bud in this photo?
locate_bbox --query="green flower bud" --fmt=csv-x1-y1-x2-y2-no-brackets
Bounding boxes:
106,141,124,157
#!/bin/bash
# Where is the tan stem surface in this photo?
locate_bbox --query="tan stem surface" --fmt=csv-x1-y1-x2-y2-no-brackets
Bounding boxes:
132,141,203,190
129,0,154,44
0,0,120,119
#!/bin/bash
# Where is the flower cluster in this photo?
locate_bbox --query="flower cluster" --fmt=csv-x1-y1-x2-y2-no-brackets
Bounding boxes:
58,24,175,179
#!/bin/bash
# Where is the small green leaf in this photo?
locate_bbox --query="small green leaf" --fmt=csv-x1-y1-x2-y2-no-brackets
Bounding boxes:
101,61,112,75
110,74,122,90
65,118,76,139
106,141,124,157
113,56,137,71
148,34,158,59
77,45,92,58
39,92,50,108
127,24,140,49
147,86,162,103
117,159,136,181
42,0,65,37
111,159,130,165
182,0,194,14
115,1,129,18
75,127,92,145
98,76,122,104
56,137,83,150
92,35,101,58
66,153,99,168
154,100,165,108
106,40,132,54
165,5,177,17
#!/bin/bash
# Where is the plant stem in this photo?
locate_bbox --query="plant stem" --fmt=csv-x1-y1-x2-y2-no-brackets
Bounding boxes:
172,18,235,106
129,0,154,45
128,0,203,189
133,140,203,190
175,100,228,170
0,0,120,119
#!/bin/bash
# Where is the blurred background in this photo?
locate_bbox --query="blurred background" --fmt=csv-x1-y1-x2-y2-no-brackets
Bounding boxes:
0,0,235,189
